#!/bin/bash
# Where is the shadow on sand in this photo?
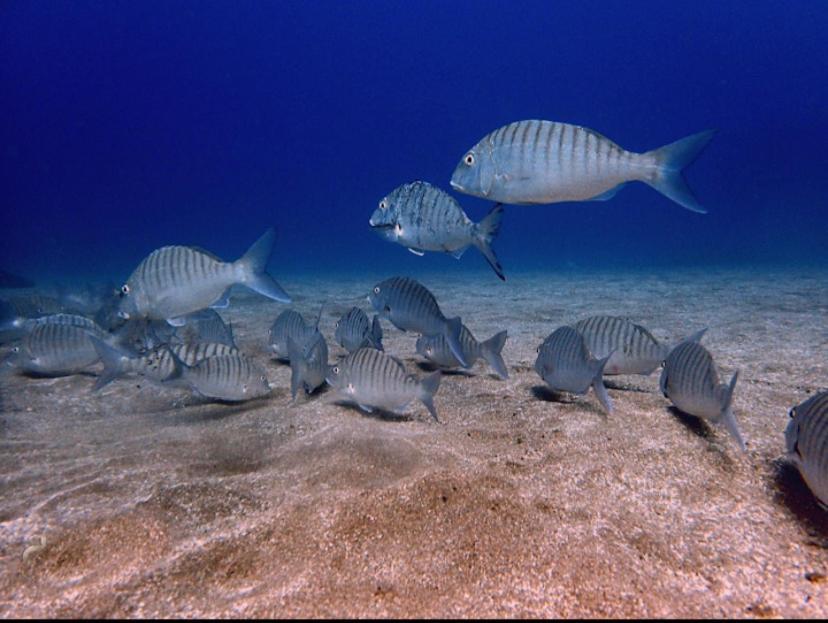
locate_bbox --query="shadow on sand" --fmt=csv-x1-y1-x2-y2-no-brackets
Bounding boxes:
530,385,607,417
772,459,828,544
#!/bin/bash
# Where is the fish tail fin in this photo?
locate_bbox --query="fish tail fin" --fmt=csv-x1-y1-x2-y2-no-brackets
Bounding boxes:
236,228,292,303
287,336,307,400
419,371,442,423
472,203,506,281
721,370,746,452
643,129,715,214
89,335,129,391
444,317,469,368
371,314,384,351
480,330,509,379
592,352,614,414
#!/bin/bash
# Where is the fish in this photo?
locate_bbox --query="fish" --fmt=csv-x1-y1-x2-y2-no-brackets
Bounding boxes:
659,340,745,451
573,316,707,376
369,181,506,281
170,309,236,347
268,307,321,360
111,317,173,354
118,228,291,324
334,307,383,353
19,313,107,335
287,332,328,399
367,276,468,368
169,353,271,402
3,323,102,375
325,347,441,421
785,391,828,508
416,326,508,379
450,120,715,213
534,326,613,413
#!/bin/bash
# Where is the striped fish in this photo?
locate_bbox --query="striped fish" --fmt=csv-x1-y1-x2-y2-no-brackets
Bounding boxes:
534,326,613,414
785,391,828,508
450,120,715,213
334,307,383,353
287,332,328,399
269,308,319,360
170,309,236,348
118,228,290,323
659,340,745,451
416,325,509,379
369,181,505,281
4,323,101,375
368,276,468,368
325,347,441,422
90,336,178,390
172,353,271,402
573,316,707,376
21,313,107,336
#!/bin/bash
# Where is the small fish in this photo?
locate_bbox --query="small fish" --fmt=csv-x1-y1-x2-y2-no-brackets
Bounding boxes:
90,337,178,390
369,181,505,281
170,353,271,402
573,316,707,376
268,308,320,360
451,120,715,213
118,228,291,324
785,391,828,508
170,309,236,347
287,332,328,399
112,317,172,354
334,307,383,353
325,347,441,421
659,340,745,451
368,276,468,368
534,326,613,413
4,323,102,375
416,326,508,379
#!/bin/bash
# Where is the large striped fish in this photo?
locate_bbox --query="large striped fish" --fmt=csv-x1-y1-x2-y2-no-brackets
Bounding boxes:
369,181,506,281
171,353,271,402
785,391,828,508
534,326,613,414
451,120,714,213
118,228,291,324
4,322,103,375
367,276,468,367
659,340,745,451
325,347,441,422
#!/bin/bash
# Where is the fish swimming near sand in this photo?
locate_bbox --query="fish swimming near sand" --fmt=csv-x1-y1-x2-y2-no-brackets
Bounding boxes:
659,339,746,451
368,276,468,368
573,316,707,376
269,307,321,360
369,181,506,280
4,322,104,375
416,325,509,379
287,332,328,399
325,347,441,421
118,228,291,324
785,390,828,508
169,352,271,402
334,307,383,353
534,326,613,413
170,308,236,348
450,119,715,213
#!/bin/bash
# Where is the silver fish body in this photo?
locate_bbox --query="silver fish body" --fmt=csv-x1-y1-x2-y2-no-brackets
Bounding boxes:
368,276,468,367
785,391,828,507
170,309,235,347
269,309,318,360
119,228,290,323
416,325,508,379
287,332,328,399
21,313,107,337
659,340,745,451
334,307,383,353
534,326,613,413
325,347,441,421
175,353,271,402
369,181,505,280
6,323,101,375
573,316,669,376
450,120,714,213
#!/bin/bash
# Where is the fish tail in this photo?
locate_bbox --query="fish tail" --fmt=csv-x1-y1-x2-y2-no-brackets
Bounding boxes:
444,317,470,368
287,336,307,400
642,129,716,214
419,370,442,423
721,370,747,452
472,203,506,281
370,314,384,351
89,335,129,392
236,228,292,303
592,352,614,414
480,330,509,379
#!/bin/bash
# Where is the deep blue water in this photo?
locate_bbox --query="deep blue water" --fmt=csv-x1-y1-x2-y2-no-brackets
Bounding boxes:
2,0,827,284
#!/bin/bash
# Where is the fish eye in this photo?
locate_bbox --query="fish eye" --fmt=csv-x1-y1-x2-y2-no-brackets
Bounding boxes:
373,287,380,295
120,284,130,296
379,200,388,211
788,407,796,419
335,320,340,328
333,366,340,374
260,375,266,382
12,346,19,353
464,153,475,166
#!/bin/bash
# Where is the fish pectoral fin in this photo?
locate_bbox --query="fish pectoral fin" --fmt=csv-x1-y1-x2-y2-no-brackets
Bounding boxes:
210,287,233,309
357,403,374,413
166,316,188,327
407,248,426,257
447,246,468,260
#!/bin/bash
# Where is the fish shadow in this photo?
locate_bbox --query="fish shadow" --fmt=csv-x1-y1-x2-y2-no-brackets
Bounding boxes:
415,361,475,377
604,379,651,393
771,459,828,543
530,385,607,417
666,406,715,441
331,400,416,423
153,395,274,425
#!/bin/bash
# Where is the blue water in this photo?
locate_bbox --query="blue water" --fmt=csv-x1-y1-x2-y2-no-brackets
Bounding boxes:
2,0,827,283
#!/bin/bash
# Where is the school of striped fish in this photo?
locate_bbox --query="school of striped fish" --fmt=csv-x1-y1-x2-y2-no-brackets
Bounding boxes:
1,118,825,512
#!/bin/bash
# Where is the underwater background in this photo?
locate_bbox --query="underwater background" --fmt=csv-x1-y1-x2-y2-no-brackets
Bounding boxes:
2,0,827,283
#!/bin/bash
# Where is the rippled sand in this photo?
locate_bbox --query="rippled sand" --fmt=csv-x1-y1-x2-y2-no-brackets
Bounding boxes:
1,267,827,617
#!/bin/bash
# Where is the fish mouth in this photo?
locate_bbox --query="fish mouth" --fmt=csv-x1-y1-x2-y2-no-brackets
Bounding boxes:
449,180,464,192
369,222,395,230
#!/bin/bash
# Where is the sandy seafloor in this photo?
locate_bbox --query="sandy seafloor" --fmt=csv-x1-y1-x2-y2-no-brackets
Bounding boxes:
1,267,827,618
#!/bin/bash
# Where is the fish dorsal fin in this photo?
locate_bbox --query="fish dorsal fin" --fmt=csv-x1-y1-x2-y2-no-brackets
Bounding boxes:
632,323,660,345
